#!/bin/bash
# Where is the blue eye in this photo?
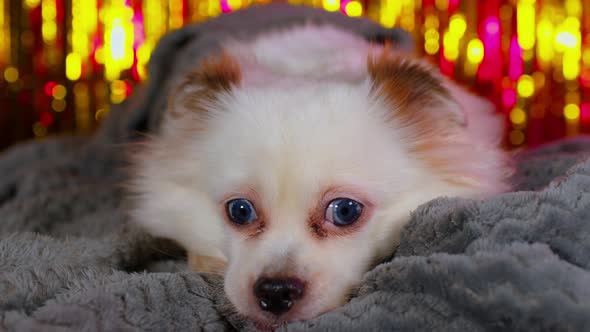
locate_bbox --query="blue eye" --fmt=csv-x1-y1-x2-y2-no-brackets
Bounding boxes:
325,198,363,226
227,199,258,225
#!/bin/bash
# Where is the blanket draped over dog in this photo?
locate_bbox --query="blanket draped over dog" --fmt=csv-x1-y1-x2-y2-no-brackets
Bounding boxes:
1,4,590,331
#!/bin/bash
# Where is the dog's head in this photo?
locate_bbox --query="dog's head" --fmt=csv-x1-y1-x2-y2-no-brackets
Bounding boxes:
131,48,510,326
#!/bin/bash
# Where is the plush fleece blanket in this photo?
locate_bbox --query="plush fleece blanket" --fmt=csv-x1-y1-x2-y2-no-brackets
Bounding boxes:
1,4,590,331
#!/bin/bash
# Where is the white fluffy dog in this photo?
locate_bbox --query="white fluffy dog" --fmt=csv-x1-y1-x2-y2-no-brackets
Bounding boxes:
129,25,511,328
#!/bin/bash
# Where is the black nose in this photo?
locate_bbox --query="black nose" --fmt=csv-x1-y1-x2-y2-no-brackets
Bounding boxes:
253,277,305,315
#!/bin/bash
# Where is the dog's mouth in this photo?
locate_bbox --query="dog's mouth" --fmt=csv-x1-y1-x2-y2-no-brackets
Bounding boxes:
249,311,312,331
245,301,338,331
240,293,312,330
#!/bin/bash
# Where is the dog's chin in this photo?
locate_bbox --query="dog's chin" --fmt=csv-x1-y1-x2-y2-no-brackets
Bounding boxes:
247,311,312,331
240,305,308,328
252,320,286,331
242,312,293,331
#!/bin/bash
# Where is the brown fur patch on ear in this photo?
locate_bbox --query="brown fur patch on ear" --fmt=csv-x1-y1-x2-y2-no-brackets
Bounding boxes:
367,48,451,117
367,49,477,187
186,51,242,92
367,48,462,139
168,51,241,120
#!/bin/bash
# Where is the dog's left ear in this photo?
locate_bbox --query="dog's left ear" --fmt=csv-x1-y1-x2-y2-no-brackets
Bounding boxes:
367,49,467,129
368,48,509,190
368,48,504,146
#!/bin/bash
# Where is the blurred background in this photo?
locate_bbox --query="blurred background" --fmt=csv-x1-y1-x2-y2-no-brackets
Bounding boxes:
0,0,587,151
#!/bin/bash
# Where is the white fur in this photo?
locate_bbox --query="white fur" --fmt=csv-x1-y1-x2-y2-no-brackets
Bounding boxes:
129,25,510,325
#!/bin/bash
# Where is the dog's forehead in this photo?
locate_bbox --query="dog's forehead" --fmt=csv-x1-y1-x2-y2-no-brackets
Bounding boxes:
199,83,415,202
217,83,391,158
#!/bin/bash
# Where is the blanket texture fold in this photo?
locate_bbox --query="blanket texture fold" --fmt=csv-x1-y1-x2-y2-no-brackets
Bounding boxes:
1,4,590,331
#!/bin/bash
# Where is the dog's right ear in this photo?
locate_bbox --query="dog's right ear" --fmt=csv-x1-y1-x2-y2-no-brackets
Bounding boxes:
165,52,242,131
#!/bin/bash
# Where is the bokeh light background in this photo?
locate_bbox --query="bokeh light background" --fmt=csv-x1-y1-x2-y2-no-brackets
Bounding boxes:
0,0,588,150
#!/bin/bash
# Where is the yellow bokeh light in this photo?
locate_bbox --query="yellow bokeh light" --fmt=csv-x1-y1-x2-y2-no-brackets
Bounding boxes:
206,0,221,17
41,0,57,43
463,61,478,77
0,0,8,65
536,19,554,63
563,50,581,80
25,0,40,8
424,39,439,55
345,1,362,17
510,108,527,125
102,0,135,81
94,47,104,64
227,0,242,10
110,93,126,104
51,99,66,112
110,80,127,104
509,130,525,146
52,84,67,99
537,19,552,38
73,82,88,95
563,17,580,30
443,32,459,61
169,0,184,28
73,83,90,132
72,31,89,58
41,23,57,42
71,0,97,60
33,122,48,137
424,28,439,41
564,104,580,120
4,67,18,82
522,49,534,61
517,75,535,97
322,0,339,12
137,42,152,64
66,53,82,81
41,1,56,20
449,14,467,37
565,0,582,17
79,0,98,38
424,15,439,29
144,0,167,40
399,1,415,32
110,80,127,95
532,71,545,89
379,2,401,28
137,65,147,81
466,38,484,64
517,0,535,50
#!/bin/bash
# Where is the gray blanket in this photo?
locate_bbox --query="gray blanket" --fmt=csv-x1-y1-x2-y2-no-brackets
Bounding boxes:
1,4,590,331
